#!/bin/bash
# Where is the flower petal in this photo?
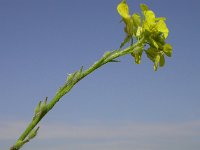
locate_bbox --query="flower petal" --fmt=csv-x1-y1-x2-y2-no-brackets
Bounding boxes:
144,10,156,25
140,4,149,12
117,0,130,19
156,20,169,39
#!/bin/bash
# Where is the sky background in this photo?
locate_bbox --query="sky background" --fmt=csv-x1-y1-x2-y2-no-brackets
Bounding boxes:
0,0,200,150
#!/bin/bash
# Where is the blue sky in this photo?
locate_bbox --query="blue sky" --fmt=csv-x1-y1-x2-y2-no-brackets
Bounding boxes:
0,0,200,150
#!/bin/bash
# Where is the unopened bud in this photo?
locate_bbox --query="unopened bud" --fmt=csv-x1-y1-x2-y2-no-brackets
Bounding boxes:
40,97,48,113
34,101,41,115
28,126,40,140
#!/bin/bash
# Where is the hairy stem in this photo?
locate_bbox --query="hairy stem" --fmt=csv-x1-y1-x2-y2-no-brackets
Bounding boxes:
10,38,144,150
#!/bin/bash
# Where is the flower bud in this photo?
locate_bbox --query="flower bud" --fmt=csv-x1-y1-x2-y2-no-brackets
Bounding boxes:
34,101,41,116
28,126,40,140
40,97,48,113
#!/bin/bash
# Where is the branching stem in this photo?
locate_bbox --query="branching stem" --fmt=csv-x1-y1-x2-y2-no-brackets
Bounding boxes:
10,38,144,150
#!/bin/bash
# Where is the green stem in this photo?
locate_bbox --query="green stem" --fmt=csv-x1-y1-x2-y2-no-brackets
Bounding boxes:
10,38,144,150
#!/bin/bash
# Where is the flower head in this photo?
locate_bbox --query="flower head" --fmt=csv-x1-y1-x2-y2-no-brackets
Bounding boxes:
117,1,173,71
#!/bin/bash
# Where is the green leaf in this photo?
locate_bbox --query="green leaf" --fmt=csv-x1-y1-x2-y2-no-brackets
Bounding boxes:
163,43,172,57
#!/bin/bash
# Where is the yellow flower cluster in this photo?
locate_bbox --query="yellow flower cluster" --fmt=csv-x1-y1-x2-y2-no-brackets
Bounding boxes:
117,0,172,71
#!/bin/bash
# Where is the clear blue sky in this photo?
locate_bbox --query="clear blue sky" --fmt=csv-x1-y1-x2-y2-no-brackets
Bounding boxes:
0,0,200,150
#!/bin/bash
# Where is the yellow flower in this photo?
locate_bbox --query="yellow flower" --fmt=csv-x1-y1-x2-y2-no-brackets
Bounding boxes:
117,0,133,36
117,0,130,19
142,6,169,39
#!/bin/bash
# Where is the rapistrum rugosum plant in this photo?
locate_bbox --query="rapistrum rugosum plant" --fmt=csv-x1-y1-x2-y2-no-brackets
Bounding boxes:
10,1,172,150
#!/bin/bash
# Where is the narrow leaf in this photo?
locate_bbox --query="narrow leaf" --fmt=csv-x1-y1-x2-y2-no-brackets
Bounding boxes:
120,36,131,48
109,59,121,63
